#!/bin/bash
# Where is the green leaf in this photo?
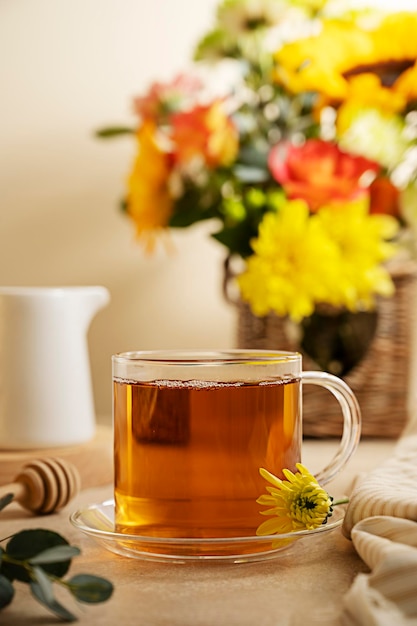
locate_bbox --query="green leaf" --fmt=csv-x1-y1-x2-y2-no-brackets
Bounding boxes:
169,210,207,228
0,574,14,609
30,565,54,604
95,126,134,138
3,530,71,582
169,201,218,228
168,180,223,228
212,219,259,257
0,493,14,512
29,545,81,565
67,574,114,604
30,567,76,623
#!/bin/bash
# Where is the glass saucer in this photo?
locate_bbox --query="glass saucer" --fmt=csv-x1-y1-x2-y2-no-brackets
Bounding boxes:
70,500,345,564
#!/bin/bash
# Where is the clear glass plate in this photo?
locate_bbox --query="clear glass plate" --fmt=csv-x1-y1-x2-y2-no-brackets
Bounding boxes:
70,500,345,564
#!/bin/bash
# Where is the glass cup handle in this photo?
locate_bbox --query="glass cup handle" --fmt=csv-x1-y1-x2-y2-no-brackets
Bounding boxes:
300,371,361,485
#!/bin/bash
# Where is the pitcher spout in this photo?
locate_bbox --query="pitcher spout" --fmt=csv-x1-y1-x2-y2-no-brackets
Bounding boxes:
79,285,110,328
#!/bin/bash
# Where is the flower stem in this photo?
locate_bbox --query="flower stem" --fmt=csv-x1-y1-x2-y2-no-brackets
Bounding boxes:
333,498,349,506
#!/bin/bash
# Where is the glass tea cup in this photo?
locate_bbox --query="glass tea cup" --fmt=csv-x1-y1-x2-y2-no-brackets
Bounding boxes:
112,349,360,547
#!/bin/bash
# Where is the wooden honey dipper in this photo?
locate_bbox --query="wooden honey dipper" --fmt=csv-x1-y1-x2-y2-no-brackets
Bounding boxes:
0,457,81,514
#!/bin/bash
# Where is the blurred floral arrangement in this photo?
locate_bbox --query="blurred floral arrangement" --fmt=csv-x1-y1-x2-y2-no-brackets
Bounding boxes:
98,0,417,369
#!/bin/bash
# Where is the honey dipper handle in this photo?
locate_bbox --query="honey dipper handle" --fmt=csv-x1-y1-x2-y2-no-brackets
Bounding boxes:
0,465,46,513
0,481,26,505
0,458,80,514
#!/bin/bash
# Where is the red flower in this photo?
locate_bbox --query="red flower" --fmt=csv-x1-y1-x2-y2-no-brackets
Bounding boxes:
369,176,401,218
268,139,380,211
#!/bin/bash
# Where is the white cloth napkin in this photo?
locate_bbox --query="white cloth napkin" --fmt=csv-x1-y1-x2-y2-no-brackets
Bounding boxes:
341,433,417,625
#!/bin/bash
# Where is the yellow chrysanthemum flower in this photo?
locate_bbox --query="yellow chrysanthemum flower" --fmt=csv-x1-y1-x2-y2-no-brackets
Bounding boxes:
237,199,342,321
237,198,399,320
126,120,173,253
256,464,334,535
315,199,399,311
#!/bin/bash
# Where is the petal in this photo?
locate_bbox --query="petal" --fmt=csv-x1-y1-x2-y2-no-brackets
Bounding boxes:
259,467,283,488
256,495,276,506
256,517,293,536
259,507,280,516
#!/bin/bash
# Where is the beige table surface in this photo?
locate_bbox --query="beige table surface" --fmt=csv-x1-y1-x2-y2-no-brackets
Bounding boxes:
0,438,397,626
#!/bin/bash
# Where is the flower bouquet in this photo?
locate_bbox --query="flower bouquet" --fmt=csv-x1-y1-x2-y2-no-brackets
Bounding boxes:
98,0,417,436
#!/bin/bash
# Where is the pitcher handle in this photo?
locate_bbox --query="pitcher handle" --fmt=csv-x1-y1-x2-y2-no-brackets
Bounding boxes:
300,371,361,486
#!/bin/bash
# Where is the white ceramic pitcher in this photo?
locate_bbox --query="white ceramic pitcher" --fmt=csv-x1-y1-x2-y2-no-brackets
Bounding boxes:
0,286,110,449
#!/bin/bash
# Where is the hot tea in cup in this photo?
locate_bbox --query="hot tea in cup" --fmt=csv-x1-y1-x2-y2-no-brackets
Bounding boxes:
113,350,360,543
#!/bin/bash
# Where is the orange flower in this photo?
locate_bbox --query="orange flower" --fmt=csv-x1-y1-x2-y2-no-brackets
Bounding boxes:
171,100,238,168
369,177,401,219
268,140,380,212
126,120,173,252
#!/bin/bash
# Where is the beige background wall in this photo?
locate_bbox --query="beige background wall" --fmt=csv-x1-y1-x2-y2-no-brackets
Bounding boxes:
0,0,414,423
0,0,235,421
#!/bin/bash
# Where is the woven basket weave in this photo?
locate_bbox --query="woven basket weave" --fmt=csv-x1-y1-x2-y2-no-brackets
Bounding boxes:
229,260,417,438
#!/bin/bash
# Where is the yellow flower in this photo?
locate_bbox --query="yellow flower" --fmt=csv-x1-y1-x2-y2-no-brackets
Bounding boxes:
237,198,399,320
274,19,373,100
315,200,399,311
126,120,173,252
372,12,417,67
338,74,407,117
237,199,342,321
394,63,417,103
274,13,417,112
256,464,334,535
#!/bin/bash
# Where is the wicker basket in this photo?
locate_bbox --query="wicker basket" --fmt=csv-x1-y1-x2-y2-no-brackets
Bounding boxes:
227,260,417,438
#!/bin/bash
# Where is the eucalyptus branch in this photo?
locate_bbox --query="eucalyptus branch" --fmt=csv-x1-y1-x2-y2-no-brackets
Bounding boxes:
0,497,113,621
